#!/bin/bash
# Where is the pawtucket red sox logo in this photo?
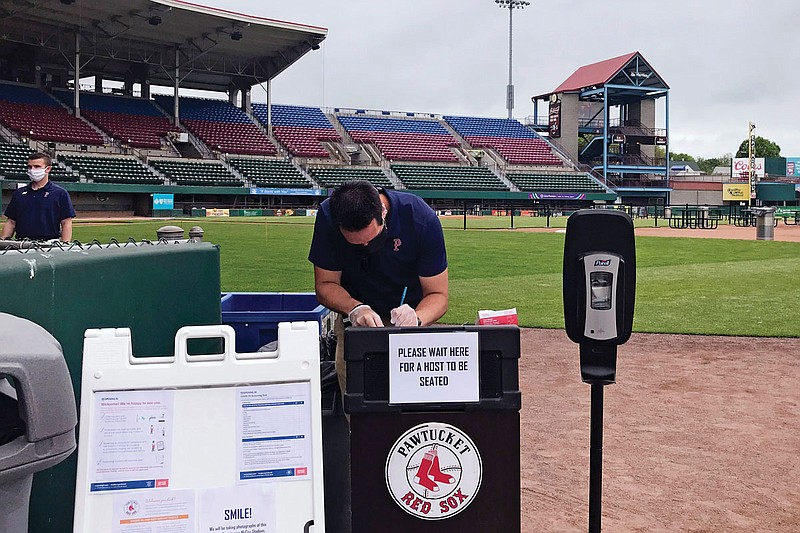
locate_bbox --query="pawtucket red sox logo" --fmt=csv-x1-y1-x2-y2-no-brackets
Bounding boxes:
385,422,482,520
393,238,402,251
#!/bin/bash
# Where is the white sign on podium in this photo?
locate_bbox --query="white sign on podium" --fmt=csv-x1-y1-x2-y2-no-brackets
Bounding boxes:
389,331,479,404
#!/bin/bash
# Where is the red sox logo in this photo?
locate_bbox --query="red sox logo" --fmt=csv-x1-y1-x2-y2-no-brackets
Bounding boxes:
393,238,402,252
385,422,482,520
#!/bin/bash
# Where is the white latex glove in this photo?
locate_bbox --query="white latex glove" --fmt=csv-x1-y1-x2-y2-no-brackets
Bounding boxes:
348,304,384,327
390,304,419,326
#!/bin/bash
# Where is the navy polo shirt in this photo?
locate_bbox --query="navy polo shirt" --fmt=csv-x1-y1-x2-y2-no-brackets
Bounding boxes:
308,189,447,318
3,181,76,240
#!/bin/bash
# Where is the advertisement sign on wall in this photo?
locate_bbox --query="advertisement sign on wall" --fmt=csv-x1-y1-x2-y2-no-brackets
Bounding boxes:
786,157,800,177
548,101,561,139
732,158,765,180
722,183,750,202
152,194,174,210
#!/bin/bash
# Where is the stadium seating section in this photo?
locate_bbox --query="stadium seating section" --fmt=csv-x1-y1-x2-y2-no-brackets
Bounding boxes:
0,83,103,145
0,142,33,180
391,164,507,190
150,159,242,187
309,166,393,189
445,116,562,166
254,104,339,158
154,96,276,156
338,116,459,162
53,90,180,149
227,158,310,188
0,83,601,195
507,172,605,192
0,142,77,182
59,154,162,185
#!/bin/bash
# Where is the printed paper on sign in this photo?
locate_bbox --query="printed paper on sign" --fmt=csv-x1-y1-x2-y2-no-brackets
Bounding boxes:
476,308,518,325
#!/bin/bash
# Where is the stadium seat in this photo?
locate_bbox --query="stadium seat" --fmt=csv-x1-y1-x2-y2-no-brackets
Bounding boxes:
154,95,276,156
150,159,243,187
52,90,180,149
227,157,311,188
0,83,104,145
0,142,79,182
337,116,460,162
391,164,507,191
444,116,562,166
58,154,163,185
308,166,393,189
507,172,605,192
253,104,340,158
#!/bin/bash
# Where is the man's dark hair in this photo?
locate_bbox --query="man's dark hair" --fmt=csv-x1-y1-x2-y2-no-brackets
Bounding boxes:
28,152,52,167
329,180,382,231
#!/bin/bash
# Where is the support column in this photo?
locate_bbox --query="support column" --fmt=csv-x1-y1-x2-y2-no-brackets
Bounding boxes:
173,48,180,127
265,79,272,133
602,87,608,186
242,87,252,112
74,31,81,118
95,74,103,93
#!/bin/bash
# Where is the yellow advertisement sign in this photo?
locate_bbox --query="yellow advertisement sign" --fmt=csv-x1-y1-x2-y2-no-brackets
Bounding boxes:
206,208,230,217
722,183,749,202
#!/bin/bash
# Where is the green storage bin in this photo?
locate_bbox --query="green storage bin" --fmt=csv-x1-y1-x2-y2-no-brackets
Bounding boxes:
0,242,222,532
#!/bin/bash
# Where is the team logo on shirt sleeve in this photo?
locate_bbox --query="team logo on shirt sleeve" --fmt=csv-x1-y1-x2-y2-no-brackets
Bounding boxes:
385,422,482,520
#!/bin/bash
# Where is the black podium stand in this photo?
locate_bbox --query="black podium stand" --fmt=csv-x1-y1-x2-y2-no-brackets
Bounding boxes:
345,325,521,533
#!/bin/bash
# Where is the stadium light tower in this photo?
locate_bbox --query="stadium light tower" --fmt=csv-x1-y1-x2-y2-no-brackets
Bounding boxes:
495,0,530,119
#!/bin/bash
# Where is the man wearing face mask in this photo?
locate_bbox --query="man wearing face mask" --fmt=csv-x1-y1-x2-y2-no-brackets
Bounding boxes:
308,180,449,394
0,153,75,242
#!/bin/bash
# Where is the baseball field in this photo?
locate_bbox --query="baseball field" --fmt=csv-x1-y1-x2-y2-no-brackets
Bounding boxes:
72,216,800,532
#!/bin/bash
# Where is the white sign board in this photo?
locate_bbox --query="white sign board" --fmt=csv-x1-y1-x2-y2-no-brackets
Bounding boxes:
75,323,325,533
389,331,479,404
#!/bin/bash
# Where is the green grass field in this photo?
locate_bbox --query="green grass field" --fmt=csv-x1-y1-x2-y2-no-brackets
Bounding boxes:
73,216,800,337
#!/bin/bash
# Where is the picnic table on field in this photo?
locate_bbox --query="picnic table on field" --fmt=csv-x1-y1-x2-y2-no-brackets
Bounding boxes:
732,209,781,227
666,206,722,230
774,208,800,225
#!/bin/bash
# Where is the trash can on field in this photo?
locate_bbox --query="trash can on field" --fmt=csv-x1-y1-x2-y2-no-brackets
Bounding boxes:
0,314,77,533
752,206,776,240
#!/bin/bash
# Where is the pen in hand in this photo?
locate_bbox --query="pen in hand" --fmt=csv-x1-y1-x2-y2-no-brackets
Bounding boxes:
399,286,408,306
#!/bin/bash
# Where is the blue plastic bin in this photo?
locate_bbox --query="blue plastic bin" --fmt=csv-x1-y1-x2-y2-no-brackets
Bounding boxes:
220,292,330,353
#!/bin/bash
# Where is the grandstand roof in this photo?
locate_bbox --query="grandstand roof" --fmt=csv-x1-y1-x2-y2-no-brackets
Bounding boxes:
533,51,669,101
0,0,327,91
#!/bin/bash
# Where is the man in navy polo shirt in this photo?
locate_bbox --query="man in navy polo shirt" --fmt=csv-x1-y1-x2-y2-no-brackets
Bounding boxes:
308,180,449,394
1,152,75,242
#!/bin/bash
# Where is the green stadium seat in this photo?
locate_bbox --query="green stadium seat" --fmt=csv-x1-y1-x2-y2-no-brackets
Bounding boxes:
391,164,507,191
308,167,393,189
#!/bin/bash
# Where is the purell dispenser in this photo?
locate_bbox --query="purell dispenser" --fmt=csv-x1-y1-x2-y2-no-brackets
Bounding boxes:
562,209,636,533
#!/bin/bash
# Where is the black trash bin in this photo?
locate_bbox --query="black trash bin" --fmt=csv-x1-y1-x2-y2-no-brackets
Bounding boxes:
0,313,77,533
345,325,521,533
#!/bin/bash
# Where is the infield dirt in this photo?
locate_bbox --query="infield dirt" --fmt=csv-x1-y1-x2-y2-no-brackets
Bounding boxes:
519,328,799,532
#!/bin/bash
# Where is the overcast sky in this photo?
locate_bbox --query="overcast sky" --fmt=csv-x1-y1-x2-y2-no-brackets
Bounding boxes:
208,0,799,159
